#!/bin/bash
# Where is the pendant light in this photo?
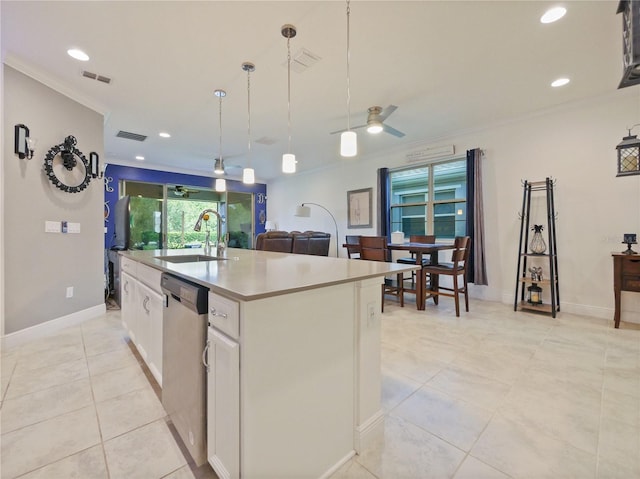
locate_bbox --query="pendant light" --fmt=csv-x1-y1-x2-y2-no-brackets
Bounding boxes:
340,0,357,157
214,89,227,192
242,62,256,184
281,24,297,174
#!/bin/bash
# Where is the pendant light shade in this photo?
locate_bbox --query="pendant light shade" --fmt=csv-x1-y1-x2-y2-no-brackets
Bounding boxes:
213,89,227,182
340,0,357,158
242,167,255,183
215,178,226,192
214,158,225,175
340,131,357,157
282,24,297,174
242,61,256,184
282,153,296,174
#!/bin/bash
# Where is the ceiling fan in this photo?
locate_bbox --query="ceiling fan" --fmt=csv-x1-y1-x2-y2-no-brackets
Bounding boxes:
214,158,243,177
331,105,406,138
173,185,201,198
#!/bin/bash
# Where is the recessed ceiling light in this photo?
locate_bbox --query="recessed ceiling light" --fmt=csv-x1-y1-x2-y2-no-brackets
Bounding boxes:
541,6,567,24
159,132,171,138
551,78,570,87
67,48,89,61
135,155,145,161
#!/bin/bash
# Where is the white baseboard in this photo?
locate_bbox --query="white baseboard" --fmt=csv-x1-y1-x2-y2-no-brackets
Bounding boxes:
1,303,107,350
354,409,384,454
319,450,356,479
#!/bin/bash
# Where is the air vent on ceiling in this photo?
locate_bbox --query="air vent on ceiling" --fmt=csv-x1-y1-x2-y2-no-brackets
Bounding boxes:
255,136,278,145
283,48,321,73
116,130,147,142
82,70,112,84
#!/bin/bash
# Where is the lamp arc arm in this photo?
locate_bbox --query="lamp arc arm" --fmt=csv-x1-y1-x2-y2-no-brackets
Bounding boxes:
301,202,339,257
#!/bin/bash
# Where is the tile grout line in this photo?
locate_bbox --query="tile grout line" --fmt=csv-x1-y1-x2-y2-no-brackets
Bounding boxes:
81,322,113,479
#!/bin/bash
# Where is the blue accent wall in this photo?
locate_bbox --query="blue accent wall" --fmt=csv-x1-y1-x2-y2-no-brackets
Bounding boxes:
103,164,267,249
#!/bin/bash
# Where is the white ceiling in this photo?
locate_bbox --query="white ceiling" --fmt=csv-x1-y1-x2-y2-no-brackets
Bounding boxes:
1,1,624,182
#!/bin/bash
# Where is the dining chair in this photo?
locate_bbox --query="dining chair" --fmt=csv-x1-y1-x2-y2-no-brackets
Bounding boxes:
358,236,403,312
423,236,471,317
396,235,436,291
345,235,361,259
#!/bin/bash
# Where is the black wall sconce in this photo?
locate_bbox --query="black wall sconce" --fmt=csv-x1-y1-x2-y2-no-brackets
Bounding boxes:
616,124,640,176
89,152,101,178
15,124,36,159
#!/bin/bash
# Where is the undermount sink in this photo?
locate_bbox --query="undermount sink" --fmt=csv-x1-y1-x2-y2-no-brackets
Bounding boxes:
154,254,226,263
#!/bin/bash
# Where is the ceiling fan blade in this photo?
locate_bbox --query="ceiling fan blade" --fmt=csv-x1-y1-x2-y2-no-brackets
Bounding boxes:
383,124,405,138
378,105,398,121
329,124,367,135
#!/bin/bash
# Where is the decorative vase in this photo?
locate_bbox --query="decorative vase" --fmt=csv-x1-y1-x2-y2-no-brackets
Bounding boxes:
529,224,547,254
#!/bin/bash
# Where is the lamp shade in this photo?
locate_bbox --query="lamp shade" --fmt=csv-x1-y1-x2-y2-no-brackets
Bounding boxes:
215,178,226,192
340,131,357,157
242,167,255,184
295,205,311,217
282,153,296,173
264,220,276,231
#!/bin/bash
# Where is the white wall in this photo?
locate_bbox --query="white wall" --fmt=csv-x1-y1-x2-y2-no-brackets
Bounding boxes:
3,66,105,334
267,88,640,322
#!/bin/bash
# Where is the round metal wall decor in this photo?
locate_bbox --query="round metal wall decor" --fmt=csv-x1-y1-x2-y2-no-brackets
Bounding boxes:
44,135,91,193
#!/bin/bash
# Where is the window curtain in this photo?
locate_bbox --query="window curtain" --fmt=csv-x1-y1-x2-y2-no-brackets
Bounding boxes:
377,168,390,237
466,148,488,285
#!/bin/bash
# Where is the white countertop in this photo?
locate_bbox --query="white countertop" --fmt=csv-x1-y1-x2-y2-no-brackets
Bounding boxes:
123,248,418,302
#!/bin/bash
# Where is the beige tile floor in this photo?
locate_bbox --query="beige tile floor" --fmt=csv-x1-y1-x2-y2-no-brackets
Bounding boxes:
2,299,639,479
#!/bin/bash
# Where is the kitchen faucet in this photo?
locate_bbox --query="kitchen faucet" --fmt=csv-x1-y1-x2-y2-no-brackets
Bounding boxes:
194,209,225,256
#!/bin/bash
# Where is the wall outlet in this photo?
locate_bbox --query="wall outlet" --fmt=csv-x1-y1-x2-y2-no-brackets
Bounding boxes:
45,221,60,233
367,302,376,327
66,286,74,298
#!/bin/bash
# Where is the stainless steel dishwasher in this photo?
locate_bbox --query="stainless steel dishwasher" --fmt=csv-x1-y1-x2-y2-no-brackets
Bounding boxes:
161,273,209,466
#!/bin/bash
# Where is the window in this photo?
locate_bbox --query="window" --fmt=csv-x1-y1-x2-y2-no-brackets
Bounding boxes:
389,159,467,240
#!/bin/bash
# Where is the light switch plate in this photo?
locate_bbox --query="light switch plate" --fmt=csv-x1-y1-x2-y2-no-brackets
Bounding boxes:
67,222,81,234
45,221,60,233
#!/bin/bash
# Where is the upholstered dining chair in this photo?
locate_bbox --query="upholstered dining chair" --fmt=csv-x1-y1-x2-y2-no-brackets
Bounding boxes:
358,236,403,312
423,236,471,317
345,235,361,259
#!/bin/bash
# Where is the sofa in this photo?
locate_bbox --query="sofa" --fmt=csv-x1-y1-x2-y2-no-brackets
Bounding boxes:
255,230,331,256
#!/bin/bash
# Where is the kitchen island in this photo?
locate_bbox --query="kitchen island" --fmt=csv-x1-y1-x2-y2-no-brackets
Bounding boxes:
121,248,417,479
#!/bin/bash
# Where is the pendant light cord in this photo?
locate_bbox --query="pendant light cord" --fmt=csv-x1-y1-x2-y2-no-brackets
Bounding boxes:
346,0,352,131
218,94,223,163
247,68,252,164
287,35,292,153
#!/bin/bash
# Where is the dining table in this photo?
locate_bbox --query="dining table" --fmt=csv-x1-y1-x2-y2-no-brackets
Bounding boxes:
386,242,456,310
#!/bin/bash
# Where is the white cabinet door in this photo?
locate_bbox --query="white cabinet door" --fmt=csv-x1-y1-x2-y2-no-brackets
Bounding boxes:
137,281,164,385
207,327,240,479
121,272,138,343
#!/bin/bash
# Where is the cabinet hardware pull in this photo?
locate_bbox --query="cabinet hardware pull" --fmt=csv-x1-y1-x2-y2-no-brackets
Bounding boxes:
124,281,129,294
143,296,150,314
210,307,228,319
202,340,210,372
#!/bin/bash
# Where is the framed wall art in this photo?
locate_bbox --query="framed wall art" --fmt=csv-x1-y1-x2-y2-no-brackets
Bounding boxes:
347,187,372,228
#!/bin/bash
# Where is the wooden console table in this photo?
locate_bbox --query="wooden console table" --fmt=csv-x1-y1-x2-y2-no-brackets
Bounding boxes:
612,253,640,328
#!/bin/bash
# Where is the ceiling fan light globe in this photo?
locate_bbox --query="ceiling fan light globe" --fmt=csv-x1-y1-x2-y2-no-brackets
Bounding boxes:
282,153,296,173
340,131,357,157
367,122,383,134
242,167,255,184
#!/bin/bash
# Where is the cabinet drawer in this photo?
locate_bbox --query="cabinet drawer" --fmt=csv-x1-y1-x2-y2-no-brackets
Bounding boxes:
137,263,163,293
121,256,138,277
622,275,640,292
622,258,640,275
208,292,239,340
